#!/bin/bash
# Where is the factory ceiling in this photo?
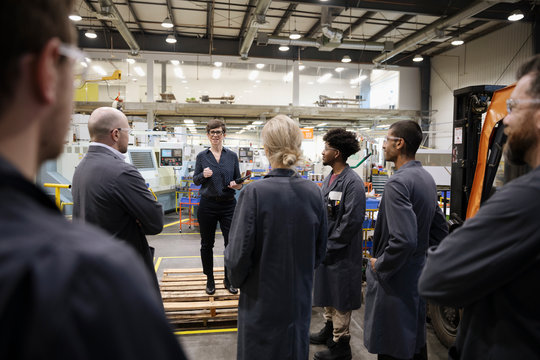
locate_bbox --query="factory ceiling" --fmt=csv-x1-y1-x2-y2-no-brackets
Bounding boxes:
74,0,539,66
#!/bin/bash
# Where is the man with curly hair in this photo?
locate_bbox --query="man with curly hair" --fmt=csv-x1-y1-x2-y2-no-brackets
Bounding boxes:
364,120,448,360
311,128,366,360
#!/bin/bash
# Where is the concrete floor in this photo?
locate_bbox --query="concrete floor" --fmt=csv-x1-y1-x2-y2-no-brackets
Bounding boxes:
149,213,448,360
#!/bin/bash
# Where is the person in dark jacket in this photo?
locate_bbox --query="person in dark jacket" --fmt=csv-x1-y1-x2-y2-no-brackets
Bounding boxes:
363,121,448,360
225,114,328,360
419,55,540,360
72,107,163,288
311,128,366,360
0,1,186,358
194,119,243,295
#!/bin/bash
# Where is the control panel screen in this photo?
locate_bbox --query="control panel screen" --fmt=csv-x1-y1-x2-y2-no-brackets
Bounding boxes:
160,148,182,166
238,147,253,162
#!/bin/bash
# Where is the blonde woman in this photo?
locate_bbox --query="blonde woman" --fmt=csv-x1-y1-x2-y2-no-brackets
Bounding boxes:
225,115,328,360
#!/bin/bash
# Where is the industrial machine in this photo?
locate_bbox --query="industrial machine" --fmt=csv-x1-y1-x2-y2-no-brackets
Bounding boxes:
428,84,530,348
315,95,363,107
200,95,235,104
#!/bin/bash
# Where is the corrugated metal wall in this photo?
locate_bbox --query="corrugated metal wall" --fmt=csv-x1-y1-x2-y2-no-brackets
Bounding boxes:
430,22,534,149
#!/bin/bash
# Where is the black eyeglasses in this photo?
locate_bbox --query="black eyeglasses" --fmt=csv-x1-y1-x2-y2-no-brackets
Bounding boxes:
209,130,224,136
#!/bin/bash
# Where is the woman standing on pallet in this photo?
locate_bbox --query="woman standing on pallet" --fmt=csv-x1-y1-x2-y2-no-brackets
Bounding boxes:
193,119,243,295
225,115,328,360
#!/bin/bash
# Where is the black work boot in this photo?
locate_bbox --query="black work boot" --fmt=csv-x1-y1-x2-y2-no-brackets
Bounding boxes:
205,276,215,295
310,321,333,345
313,335,352,360
223,278,238,294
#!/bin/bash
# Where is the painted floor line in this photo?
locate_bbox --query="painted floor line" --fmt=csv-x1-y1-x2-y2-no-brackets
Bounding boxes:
175,328,237,335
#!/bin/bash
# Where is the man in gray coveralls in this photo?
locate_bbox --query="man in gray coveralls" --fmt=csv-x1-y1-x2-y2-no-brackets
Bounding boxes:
364,120,448,360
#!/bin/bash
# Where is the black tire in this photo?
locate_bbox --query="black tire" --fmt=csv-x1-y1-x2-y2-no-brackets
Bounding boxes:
428,302,460,348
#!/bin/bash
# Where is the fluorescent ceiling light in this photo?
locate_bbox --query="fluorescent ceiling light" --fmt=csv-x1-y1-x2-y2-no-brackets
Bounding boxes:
69,13,82,22
256,63,265,69
174,67,185,78
161,16,173,28
289,32,301,40
170,60,180,66
508,10,524,21
252,121,264,125
214,61,223,67
279,45,290,51
92,65,107,76
248,70,259,81
299,64,305,71
335,67,345,73
126,58,135,64
451,39,464,46
212,69,221,79
413,54,424,62
376,124,390,129
184,119,194,124
341,55,351,63
166,34,177,44
85,29,97,39
359,127,370,130
317,73,333,83
134,66,145,77
316,123,328,127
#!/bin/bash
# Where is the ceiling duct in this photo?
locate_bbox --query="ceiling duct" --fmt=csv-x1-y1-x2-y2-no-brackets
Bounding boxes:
263,35,386,52
97,0,140,56
319,7,344,51
373,0,511,64
239,0,273,60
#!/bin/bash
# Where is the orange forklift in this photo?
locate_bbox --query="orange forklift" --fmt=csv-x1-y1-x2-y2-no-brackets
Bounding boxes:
428,83,531,347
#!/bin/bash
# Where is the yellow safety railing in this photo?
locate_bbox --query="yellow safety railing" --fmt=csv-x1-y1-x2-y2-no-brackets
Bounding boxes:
43,183,72,211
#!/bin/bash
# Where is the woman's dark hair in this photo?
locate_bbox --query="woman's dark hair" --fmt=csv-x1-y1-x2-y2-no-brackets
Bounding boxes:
206,119,226,133
389,120,423,156
323,128,360,161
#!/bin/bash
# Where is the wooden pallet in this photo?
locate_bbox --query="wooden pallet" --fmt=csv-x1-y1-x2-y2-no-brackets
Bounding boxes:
160,268,239,327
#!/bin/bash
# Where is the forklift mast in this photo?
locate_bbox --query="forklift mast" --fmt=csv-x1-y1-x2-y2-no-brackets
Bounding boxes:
449,85,504,224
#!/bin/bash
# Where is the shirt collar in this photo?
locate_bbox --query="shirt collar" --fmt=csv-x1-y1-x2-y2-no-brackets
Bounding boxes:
205,147,228,154
90,142,126,159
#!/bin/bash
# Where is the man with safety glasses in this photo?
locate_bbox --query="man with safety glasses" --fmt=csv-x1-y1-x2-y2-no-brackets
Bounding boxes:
364,120,448,360
419,55,540,359
0,1,186,358
72,107,164,289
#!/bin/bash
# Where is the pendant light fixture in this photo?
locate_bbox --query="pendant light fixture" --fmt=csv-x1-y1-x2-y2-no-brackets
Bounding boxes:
166,34,177,44
85,29,97,39
508,10,524,21
161,16,173,28
413,54,424,62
